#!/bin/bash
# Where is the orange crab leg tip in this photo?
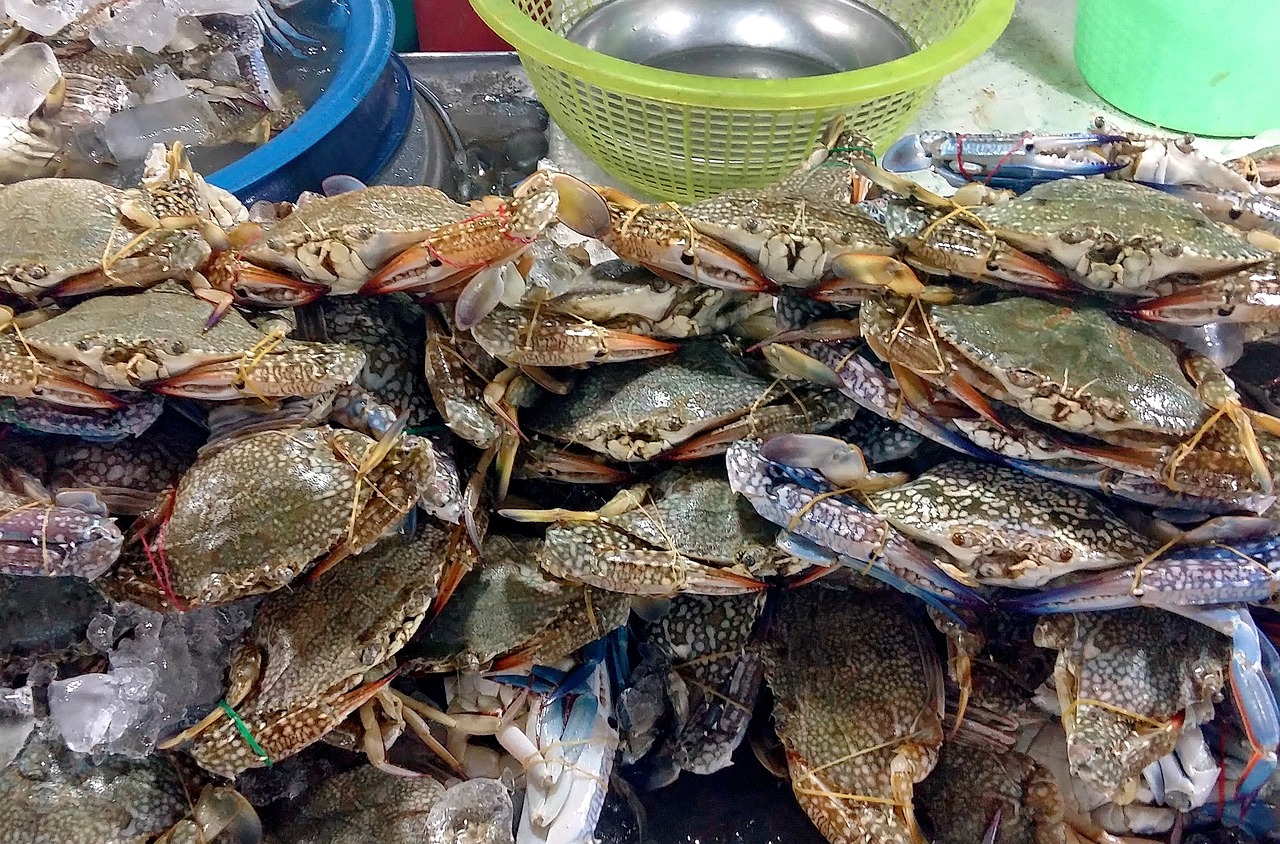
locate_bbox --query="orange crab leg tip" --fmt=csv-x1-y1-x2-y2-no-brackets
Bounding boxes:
784,564,841,589
337,668,404,716
48,273,110,299
549,173,612,238
429,558,472,618
601,331,681,360
689,566,768,594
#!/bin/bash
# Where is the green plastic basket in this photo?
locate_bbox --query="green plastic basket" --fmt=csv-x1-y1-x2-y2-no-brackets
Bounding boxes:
1075,0,1280,138
469,0,1013,201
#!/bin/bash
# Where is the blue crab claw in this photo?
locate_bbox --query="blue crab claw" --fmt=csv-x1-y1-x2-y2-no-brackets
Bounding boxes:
549,172,612,239
726,438,987,622
881,134,931,173
1002,536,1280,615
254,0,321,58
453,264,510,330
1124,264,1280,326
1186,607,1280,808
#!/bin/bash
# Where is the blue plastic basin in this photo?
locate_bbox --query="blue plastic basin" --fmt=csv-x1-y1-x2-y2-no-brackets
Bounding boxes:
207,0,414,204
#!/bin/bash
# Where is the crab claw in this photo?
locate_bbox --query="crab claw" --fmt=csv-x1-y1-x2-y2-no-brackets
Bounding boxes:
976,243,1073,292
815,254,924,300
882,133,931,173
359,244,474,296
33,375,127,410
209,256,330,310
761,433,871,487
1127,267,1280,325
597,330,681,362
550,172,613,239
1002,536,1280,615
517,446,633,484
647,239,776,294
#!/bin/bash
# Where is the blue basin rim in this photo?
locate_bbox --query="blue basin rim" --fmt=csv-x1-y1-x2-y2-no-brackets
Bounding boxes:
219,53,416,204
209,0,397,199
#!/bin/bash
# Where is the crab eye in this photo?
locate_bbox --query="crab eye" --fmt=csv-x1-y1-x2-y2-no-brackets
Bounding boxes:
679,250,696,266
1057,547,1074,563
949,531,970,547
1006,368,1041,389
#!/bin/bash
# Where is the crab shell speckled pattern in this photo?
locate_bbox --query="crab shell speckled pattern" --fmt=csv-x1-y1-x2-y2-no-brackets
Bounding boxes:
0,178,211,300
763,588,944,844
17,284,366,399
866,460,1158,588
526,339,778,461
971,178,1270,293
144,425,438,608
0,486,123,580
864,295,1207,439
187,526,451,778
1035,609,1230,802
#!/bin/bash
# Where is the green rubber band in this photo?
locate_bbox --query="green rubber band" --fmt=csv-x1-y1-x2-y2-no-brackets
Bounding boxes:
820,146,878,167
218,700,272,766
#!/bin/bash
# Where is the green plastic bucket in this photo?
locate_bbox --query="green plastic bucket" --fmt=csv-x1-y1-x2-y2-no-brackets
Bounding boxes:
1075,0,1280,138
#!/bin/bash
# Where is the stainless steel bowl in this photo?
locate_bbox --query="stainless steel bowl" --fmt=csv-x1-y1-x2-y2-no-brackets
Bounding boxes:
562,0,916,79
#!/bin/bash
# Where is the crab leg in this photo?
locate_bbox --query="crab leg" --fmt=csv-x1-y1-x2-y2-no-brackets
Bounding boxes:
1002,536,1280,614
882,131,1128,177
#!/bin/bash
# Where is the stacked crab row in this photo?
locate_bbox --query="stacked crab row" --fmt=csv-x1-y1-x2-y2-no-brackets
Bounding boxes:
4,127,1280,844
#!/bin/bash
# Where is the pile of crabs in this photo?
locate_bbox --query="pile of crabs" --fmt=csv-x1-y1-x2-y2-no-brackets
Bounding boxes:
4,123,1280,844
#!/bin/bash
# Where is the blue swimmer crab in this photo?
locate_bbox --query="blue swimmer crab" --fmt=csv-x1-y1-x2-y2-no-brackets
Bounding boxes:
860,294,1280,499
505,464,791,597
725,438,985,620
164,522,458,779
4,282,366,407
104,417,449,609
232,170,562,328
554,126,927,294
762,585,945,844
1006,534,1280,812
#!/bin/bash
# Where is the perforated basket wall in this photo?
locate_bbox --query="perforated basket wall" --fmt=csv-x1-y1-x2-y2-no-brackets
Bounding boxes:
472,0,1012,202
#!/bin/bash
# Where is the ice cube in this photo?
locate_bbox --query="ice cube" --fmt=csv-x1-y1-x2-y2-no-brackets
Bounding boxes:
2,0,88,36
0,712,34,767
102,94,218,162
0,42,62,120
165,14,207,52
426,779,515,844
48,672,139,753
86,612,116,653
133,64,191,104
87,0,177,52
